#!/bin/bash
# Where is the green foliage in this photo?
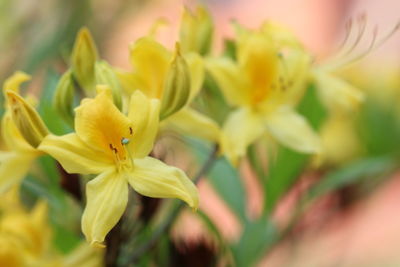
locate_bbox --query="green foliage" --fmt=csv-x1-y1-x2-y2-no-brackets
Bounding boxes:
261,85,327,214
309,156,397,199
231,217,277,267
358,98,400,157
190,138,247,221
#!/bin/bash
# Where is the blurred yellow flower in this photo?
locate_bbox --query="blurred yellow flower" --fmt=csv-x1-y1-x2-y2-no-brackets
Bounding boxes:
262,21,365,114
117,36,220,142
0,187,104,267
39,86,199,246
207,28,320,165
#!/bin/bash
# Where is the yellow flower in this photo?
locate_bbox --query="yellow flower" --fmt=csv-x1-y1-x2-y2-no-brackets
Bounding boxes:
260,20,365,114
117,36,220,142
207,29,320,165
0,186,104,267
0,72,42,194
39,86,199,246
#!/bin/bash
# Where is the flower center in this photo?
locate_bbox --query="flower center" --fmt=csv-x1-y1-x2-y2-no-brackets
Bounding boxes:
108,126,134,167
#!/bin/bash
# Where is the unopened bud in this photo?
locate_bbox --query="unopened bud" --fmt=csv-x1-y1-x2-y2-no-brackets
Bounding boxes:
53,70,75,125
180,6,213,55
95,61,123,110
6,91,49,148
71,27,98,93
160,44,190,120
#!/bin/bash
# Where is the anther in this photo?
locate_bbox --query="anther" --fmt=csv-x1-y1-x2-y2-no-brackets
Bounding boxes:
109,144,118,154
129,127,133,135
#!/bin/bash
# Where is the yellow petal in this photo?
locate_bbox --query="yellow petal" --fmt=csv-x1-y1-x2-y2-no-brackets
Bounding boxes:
129,37,171,98
29,200,52,253
261,21,303,48
315,114,360,167
75,86,133,161
221,107,265,166
312,69,365,112
1,112,35,152
164,107,220,142
0,151,35,194
82,169,128,247
38,134,113,174
0,238,23,267
278,48,311,105
3,71,31,94
186,52,204,102
129,157,199,209
115,69,146,96
127,90,160,158
206,57,251,106
265,106,320,153
64,242,104,267
237,33,279,105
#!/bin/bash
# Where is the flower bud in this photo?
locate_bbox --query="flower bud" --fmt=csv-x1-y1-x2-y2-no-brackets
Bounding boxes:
160,44,190,120
53,70,75,125
71,27,98,93
6,91,49,148
95,61,123,110
180,6,213,55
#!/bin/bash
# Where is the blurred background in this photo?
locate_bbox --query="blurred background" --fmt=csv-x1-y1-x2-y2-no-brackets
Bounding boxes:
1,0,400,266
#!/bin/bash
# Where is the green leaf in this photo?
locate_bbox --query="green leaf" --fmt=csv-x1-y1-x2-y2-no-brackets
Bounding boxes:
297,83,327,129
263,85,327,214
197,210,225,245
52,224,81,253
231,217,277,267
358,99,400,157
309,156,397,199
264,147,308,213
189,138,247,221
223,39,236,60
196,72,232,126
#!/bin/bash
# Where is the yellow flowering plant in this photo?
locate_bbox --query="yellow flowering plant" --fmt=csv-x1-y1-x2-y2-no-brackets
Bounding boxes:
1,3,399,267
39,86,199,246
207,24,321,165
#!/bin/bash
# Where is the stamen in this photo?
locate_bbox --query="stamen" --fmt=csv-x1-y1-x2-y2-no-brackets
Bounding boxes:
321,17,400,71
277,51,290,91
342,13,367,57
121,138,130,145
121,136,135,168
129,127,133,135
337,19,353,52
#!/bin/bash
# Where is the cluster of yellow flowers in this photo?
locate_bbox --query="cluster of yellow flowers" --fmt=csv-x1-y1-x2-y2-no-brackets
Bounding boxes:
0,6,364,250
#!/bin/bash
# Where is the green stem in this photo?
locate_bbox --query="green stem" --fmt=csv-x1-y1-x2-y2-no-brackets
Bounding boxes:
123,144,219,265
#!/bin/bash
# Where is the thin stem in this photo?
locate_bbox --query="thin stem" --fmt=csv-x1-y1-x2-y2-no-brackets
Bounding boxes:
123,144,219,265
